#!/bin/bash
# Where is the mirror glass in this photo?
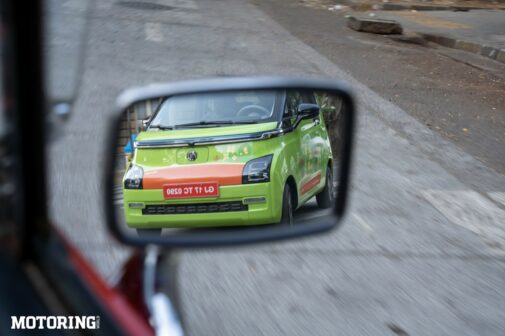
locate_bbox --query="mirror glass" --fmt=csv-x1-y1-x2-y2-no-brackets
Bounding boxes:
112,88,346,238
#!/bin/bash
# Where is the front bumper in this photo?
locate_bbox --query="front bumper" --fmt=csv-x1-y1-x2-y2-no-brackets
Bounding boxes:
123,182,281,228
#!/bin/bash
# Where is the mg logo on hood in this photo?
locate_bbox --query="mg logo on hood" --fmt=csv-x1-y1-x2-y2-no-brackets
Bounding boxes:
186,150,198,161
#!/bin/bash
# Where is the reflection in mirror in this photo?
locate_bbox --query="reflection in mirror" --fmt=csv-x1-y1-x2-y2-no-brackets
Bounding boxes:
113,89,345,237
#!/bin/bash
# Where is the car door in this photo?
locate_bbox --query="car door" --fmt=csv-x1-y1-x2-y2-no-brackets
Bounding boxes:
283,90,322,205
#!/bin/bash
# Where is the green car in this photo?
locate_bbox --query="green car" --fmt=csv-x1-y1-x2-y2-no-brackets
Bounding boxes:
123,89,334,233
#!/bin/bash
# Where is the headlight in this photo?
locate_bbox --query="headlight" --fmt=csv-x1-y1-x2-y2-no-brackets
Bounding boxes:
124,165,144,189
242,155,273,184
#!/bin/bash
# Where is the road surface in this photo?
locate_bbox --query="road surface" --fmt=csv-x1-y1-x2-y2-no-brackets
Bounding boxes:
48,0,505,335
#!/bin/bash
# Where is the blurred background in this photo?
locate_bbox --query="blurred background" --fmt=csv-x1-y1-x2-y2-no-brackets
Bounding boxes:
46,0,505,335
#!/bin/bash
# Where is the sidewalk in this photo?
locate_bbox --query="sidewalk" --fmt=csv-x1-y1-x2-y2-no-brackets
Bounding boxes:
348,0,505,11
353,9,505,63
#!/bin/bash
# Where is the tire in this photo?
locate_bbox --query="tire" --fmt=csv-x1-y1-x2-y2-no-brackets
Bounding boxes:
136,228,162,237
280,183,294,226
316,166,334,209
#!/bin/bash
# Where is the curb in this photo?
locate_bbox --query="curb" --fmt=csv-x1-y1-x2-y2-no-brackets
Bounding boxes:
419,33,505,64
372,3,505,11
382,4,478,11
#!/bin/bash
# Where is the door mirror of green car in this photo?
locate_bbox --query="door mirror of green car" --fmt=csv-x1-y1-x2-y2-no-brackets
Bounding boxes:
141,117,150,131
105,77,355,247
298,103,320,119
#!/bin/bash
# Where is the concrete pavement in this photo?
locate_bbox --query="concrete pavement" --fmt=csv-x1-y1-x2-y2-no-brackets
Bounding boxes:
48,0,505,335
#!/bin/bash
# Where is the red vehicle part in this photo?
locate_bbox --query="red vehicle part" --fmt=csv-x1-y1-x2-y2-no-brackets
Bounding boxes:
61,233,154,336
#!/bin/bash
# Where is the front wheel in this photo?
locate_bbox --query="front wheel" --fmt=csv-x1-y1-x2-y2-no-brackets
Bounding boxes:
316,166,334,209
280,184,294,226
136,228,162,237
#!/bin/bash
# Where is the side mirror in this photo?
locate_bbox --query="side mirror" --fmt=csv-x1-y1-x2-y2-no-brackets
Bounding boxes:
298,103,320,119
105,76,355,247
142,117,150,131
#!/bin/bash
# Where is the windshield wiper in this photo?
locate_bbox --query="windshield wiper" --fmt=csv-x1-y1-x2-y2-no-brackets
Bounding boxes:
148,124,175,130
149,120,258,130
174,120,258,128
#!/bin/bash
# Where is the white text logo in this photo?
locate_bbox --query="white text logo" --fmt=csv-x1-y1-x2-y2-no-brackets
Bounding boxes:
11,316,100,330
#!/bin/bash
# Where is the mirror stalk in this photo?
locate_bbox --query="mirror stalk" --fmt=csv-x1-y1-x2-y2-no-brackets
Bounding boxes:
143,245,184,336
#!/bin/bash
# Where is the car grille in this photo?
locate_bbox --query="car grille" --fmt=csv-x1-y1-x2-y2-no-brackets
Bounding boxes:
142,201,248,215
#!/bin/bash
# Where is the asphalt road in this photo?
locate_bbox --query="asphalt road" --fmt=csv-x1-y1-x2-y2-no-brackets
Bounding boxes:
48,0,505,335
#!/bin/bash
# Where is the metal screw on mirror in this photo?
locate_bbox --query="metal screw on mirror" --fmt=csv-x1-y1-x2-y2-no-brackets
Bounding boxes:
47,102,72,143
53,102,72,121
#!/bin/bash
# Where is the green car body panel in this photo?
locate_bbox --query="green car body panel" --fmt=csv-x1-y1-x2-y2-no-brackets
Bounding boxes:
123,117,333,228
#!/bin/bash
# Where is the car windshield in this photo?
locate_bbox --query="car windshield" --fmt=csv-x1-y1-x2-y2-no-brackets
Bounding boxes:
149,90,282,129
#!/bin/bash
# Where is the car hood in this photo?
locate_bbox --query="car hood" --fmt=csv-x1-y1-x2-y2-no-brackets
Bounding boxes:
136,122,278,142
132,122,279,181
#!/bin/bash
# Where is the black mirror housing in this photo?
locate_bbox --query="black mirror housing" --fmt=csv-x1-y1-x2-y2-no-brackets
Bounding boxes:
105,76,355,248
298,103,320,119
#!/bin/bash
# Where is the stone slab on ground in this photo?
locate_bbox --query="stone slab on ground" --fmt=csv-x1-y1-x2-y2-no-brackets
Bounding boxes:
347,16,403,34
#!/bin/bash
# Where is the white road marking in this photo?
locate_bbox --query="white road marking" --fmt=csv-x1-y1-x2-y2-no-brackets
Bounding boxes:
145,22,164,42
353,213,373,232
164,0,198,9
422,190,505,245
488,192,505,207
113,186,124,206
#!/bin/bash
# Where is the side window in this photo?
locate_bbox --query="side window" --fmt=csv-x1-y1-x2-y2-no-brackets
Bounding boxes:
300,91,316,105
283,90,316,119
283,91,300,119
